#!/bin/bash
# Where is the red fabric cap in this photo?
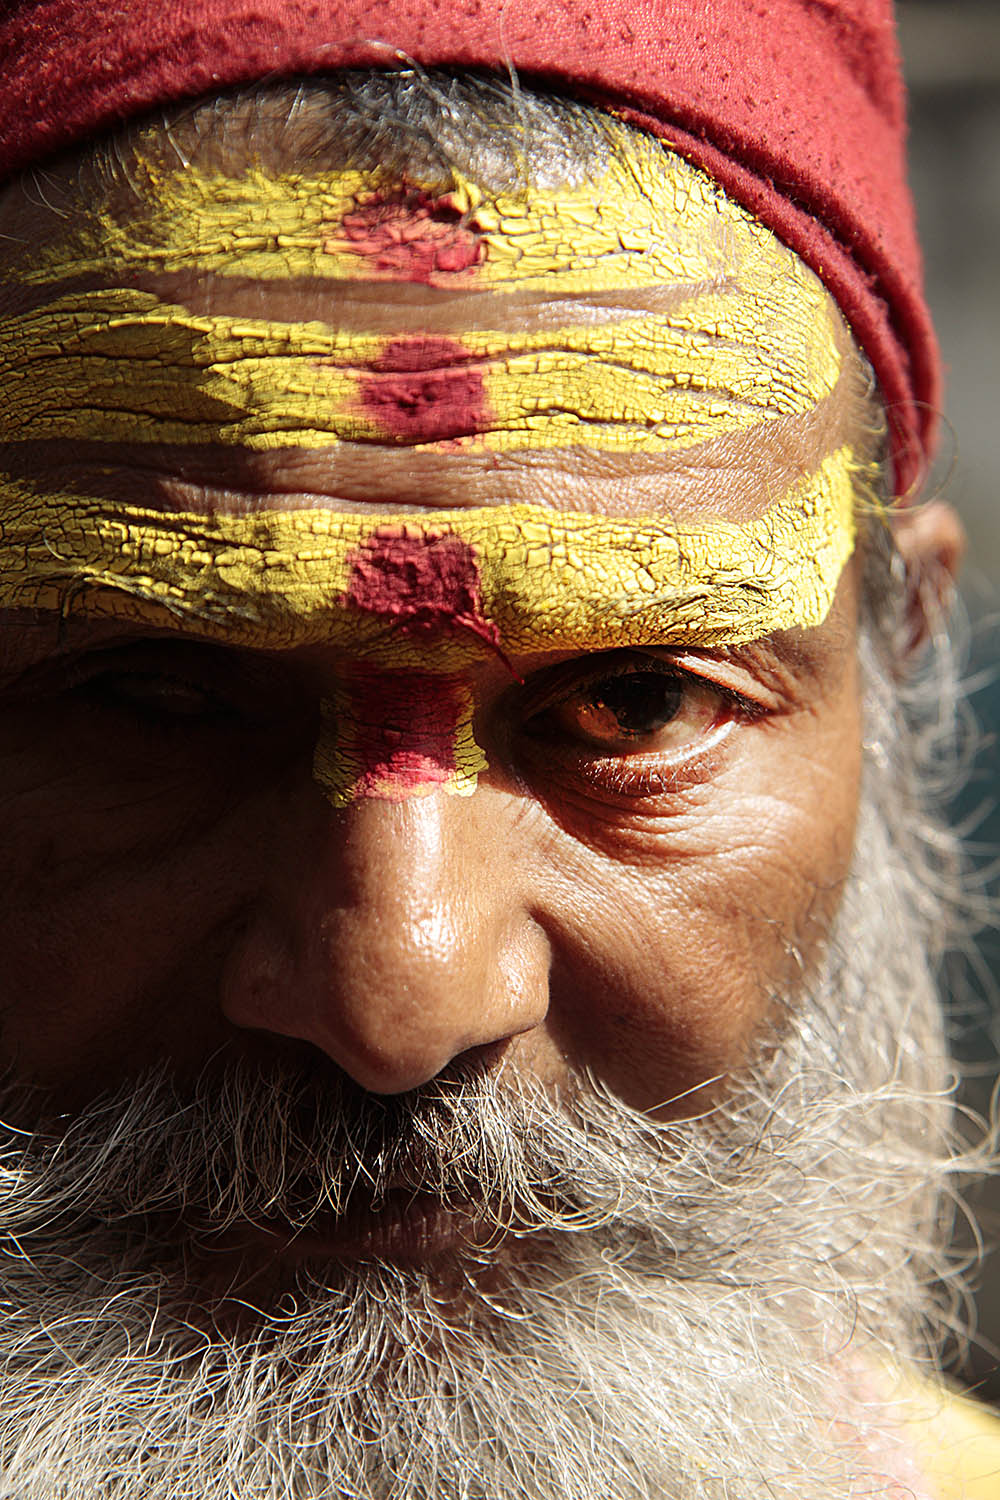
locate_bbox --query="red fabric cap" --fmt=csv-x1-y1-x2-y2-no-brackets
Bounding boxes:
0,0,938,497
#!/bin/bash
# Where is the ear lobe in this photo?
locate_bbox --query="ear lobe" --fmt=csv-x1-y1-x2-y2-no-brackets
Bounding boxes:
889,500,966,654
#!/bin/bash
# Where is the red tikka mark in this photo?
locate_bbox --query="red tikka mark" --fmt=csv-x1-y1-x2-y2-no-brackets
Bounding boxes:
338,664,470,799
332,190,485,282
345,524,503,657
359,336,489,444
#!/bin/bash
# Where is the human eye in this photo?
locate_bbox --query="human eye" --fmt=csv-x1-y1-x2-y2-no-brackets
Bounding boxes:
514,649,757,798
40,640,300,739
62,647,239,725
74,665,228,723
0,635,318,812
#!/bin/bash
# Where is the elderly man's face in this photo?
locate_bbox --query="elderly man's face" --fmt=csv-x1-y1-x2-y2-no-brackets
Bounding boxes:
0,132,864,1132
0,99,964,1500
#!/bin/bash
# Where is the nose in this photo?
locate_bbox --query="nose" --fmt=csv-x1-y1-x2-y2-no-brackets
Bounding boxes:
220,792,549,1093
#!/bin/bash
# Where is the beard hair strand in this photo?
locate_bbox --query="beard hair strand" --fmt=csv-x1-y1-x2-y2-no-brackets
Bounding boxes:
0,607,989,1500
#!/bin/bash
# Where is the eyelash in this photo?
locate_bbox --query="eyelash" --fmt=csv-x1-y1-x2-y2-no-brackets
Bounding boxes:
28,642,760,806
510,649,760,798
518,650,758,725
55,647,286,737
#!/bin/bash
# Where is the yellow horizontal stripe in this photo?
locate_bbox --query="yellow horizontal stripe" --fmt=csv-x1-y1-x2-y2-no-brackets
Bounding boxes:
7,152,818,302
0,286,841,455
0,458,857,661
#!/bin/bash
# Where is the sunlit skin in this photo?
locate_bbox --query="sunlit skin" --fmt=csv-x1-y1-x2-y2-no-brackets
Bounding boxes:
0,136,963,1275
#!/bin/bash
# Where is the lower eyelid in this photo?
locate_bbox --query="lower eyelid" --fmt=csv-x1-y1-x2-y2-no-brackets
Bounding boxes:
515,711,737,797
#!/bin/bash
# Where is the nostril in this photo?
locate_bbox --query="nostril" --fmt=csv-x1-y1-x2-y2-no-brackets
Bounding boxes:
449,1036,515,1080
218,791,548,1095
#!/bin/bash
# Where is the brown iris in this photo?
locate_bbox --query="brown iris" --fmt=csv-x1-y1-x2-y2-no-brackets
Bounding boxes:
525,656,725,759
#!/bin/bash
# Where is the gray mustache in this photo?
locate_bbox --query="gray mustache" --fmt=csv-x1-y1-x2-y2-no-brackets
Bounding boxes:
0,1056,671,1242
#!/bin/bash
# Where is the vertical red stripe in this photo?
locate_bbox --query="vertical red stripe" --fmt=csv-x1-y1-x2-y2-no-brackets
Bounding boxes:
338,664,466,797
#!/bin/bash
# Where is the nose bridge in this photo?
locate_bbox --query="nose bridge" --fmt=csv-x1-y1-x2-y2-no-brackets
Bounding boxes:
312,664,487,808
223,790,547,1094
340,790,469,963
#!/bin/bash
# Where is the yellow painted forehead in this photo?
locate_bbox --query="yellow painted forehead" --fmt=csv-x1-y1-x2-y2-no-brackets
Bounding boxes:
0,284,843,458
0,471,856,662
0,139,860,658
2,143,846,453
11,146,821,300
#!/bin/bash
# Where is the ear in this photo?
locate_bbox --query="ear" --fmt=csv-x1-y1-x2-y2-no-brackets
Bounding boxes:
889,500,966,654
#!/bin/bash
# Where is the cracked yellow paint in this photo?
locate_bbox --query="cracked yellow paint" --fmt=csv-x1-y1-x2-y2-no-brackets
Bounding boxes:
0,463,855,661
7,151,835,305
0,286,842,455
0,138,860,801
1,144,846,459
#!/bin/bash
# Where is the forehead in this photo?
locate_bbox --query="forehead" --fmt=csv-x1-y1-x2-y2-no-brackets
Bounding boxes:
0,110,867,659
0,124,857,518
0,108,870,810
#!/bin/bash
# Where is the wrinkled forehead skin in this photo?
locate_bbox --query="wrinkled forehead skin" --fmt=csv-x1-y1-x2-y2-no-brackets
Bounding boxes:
0,118,867,803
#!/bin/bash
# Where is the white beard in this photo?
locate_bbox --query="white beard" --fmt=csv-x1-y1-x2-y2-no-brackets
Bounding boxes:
0,626,981,1500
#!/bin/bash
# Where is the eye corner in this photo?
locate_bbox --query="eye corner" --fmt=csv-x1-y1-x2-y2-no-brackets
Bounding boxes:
505,646,745,802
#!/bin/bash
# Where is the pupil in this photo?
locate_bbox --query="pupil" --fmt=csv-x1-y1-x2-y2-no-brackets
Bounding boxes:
593,673,683,737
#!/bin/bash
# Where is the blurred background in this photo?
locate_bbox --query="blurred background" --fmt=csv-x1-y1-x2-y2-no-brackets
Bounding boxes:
896,0,1000,1400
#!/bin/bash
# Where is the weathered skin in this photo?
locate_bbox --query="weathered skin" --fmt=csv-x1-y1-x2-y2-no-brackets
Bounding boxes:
0,119,949,1138
0,474,856,801
0,145,859,805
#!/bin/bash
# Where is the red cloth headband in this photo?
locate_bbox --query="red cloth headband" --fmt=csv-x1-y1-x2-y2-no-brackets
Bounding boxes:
0,0,937,498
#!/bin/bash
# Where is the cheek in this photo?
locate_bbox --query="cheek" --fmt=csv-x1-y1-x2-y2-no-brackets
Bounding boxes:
0,862,238,1101
538,694,863,1112
0,718,307,1093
